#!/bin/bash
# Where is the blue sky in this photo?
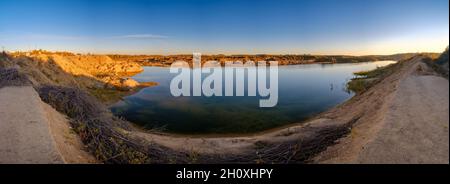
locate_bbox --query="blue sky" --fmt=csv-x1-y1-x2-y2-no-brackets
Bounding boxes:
0,0,448,55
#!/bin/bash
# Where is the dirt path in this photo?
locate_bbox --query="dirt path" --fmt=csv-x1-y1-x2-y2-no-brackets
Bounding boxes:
0,86,95,163
315,58,449,163
355,74,449,163
0,86,64,163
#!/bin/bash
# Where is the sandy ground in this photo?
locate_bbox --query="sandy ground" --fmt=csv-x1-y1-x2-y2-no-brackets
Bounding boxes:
133,57,449,163
42,102,97,163
0,86,95,164
132,118,343,155
0,86,64,163
355,75,449,163
314,57,449,163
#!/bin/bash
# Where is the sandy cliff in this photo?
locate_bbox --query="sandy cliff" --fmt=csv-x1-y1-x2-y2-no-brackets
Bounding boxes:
8,52,144,90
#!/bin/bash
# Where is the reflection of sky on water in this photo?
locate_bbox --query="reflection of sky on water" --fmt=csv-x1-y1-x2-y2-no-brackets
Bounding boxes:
111,61,396,134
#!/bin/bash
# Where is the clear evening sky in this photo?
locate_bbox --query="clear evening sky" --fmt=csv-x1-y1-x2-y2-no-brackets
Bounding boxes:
0,0,448,55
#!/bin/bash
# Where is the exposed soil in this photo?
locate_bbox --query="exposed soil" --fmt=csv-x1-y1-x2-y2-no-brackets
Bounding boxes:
130,56,448,163
2,52,447,163
313,57,449,163
42,102,98,163
0,86,96,163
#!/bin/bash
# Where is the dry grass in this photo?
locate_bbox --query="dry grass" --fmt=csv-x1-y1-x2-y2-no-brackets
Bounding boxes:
87,81,158,104
347,60,404,94
87,88,131,105
425,47,449,78
37,85,356,164
36,85,203,164
37,85,151,163
0,68,31,88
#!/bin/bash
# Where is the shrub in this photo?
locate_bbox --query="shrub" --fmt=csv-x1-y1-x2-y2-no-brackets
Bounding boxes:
37,85,152,163
38,86,106,120
347,61,400,93
0,68,31,88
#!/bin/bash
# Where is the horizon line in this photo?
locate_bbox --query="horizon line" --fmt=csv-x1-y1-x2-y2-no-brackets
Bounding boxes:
3,48,446,57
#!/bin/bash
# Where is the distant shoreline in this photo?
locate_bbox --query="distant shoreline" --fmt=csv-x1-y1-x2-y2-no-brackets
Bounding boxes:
109,52,437,67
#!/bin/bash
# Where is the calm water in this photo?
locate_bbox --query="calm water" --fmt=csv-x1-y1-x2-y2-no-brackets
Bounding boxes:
110,61,395,134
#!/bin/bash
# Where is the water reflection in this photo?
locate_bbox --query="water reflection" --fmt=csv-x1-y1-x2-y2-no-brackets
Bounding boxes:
111,61,395,134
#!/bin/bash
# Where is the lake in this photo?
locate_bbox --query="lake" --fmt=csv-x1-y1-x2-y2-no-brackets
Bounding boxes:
110,61,396,135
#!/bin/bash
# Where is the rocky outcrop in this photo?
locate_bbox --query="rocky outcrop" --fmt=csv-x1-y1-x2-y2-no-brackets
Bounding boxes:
49,55,143,76
8,52,145,90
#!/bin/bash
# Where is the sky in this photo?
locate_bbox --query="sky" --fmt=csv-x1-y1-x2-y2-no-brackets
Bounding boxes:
0,0,448,55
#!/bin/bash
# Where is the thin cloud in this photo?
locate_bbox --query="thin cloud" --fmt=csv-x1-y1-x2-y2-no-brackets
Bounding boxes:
112,34,169,39
25,34,88,40
11,33,169,41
